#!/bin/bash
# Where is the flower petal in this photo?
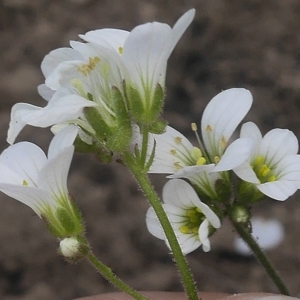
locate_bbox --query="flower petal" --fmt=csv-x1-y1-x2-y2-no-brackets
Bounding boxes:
198,219,211,252
38,146,74,200
260,129,299,167
0,184,54,217
48,125,78,160
149,126,194,174
0,142,47,186
257,180,298,201
234,161,260,184
146,207,165,240
213,137,253,172
201,88,253,158
7,95,97,144
41,47,82,78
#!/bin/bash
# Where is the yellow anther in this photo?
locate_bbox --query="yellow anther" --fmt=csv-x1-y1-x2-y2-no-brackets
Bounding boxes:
118,46,124,54
196,157,206,165
186,209,197,217
268,175,277,182
220,135,227,148
191,123,198,131
22,180,28,186
214,156,220,163
254,155,265,165
206,124,213,132
174,136,182,144
170,149,177,155
191,147,202,160
174,162,183,171
258,165,271,177
78,56,100,76
180,225,190,234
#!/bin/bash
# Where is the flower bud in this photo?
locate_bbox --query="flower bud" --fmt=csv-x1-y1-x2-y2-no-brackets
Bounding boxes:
60,238,81,259
230,205,250,224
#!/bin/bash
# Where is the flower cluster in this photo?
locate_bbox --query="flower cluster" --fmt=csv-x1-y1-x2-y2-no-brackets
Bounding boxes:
144,87,300,254
1,7,300,274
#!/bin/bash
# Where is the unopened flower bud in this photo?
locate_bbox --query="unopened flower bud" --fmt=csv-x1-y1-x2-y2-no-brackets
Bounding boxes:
230,205,250,224
60,238,82,259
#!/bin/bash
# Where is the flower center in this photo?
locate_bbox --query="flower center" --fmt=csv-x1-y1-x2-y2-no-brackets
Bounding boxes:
179,207,205,235
251,155,277,183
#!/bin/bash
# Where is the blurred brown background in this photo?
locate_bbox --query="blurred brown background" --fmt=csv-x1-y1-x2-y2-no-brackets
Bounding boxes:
1,0,300,299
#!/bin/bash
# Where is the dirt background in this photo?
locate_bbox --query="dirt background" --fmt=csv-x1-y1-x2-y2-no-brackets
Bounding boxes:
1,0,300,299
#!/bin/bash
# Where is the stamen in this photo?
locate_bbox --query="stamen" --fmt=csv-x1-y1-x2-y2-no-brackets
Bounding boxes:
180,225,190,234
196,157,206,165
118,46,124,54
214,156,220,163
22,180,28,186
220,135,227,148
174,136,182,144
206,125,213,132
170,149,177,155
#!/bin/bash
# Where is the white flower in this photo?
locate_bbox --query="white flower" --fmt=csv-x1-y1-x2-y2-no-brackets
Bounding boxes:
148,88,253,175
234,217,284,256
7,9,195,144
234,122,300,200
146,179,221,254
0,126,78,219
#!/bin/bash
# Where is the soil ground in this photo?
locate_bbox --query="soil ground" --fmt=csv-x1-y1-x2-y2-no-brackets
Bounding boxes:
1,0,300,299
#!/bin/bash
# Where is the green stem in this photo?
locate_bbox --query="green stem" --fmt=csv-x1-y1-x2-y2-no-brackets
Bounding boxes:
123,152,198,300
86,250,149,300
231,221,290,295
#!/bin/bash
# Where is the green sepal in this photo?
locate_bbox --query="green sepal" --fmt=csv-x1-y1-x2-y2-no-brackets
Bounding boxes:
237,181,264,204
84,107,111,142
84,88,132,153
105,87,132,152
214,178,231,203
128,84,165,125
43,197,85,239
147,118,167,134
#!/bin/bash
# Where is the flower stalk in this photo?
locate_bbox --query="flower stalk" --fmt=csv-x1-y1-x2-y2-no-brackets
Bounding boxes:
230,218,290,295
122,151,198,300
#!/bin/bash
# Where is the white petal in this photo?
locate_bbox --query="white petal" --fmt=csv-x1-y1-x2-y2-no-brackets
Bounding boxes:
198,219,211,252
201,88,253,158
234,161,260,184
257,180,298,201
213,137,253,172
0,184,54,217
123,21,172,93
149,126,194,174
45,60,83,90
240,121,262,141
7,95,97,144
197,202,221,229
48,125,78,159
37,84,55,101
0,142,47,186
170,9,196,53
146,207,165,240
261,129,299,167
162,179,200,208
41,47,82,78
177,233,201,254
169,164,215,179
276,155,300,186
38,146,74,199
7,103,41,144
79,28,129,51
